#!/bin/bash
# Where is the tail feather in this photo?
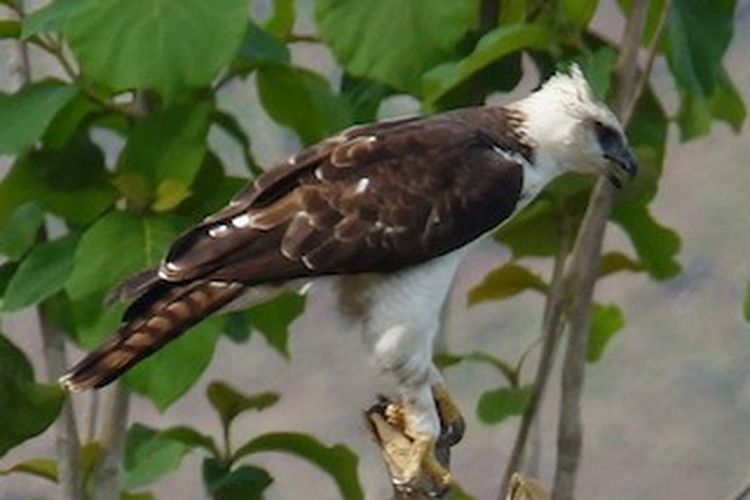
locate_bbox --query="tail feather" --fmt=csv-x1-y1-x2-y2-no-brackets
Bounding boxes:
60,280,245,392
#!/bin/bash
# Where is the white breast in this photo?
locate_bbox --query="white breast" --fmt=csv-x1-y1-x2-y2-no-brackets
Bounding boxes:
336,249,469,380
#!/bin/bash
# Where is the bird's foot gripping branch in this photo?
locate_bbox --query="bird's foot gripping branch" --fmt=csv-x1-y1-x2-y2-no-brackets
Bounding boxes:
365,384,465,498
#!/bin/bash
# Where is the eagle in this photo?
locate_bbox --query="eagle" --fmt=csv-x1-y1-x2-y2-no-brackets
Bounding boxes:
60,66,636,494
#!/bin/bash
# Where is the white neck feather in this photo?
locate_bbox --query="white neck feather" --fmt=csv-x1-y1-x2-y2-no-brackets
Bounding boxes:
507,66,603,202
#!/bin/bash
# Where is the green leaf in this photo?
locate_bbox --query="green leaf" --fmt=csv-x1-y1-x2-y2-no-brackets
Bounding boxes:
67,212,181,302
611,203,681,280
0,333,64,458
468,263,548,306
264,0,295,37
161,425,220,458
116,101,213,210
123,423,190,490
257,65,352,145
476,385,531,424
561,0,598,29
619,87,668,205
212,111,260,175
710,66,746,133
122,492,155,500
0,136,117,226
64,0,248,101
423,23,552,106
745,282,750,323
0,262,18,300
577,46,616,100
316,0,477,95
43,92,100,149
3,232,79,312
66,212,183,353
123,319,221,411
435,351,517,386
0,202,43,261
247,292,305,358
663,0,741,139
0,81,77,154
0,20,20,38
79,441,103,483
598,251,643,279
222,311,253,343
232,22,290,75
495,199,560,258
341,74,392,123
22,0,82,38
586,303,625,363
451,482,478,500
202,458,272,500
233,432,364,500
175,153,246,220
0,457,58,483
207,381,279,431
665,0,735,95
499,0,526,25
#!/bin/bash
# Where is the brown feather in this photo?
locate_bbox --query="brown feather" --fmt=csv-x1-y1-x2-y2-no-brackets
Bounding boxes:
61,105,532,391
59,281,244,391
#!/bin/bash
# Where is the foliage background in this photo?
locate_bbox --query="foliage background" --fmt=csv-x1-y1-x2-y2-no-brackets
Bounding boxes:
1,0,749,499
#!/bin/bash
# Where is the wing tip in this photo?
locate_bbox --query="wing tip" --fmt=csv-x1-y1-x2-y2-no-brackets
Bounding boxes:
58,372,89,393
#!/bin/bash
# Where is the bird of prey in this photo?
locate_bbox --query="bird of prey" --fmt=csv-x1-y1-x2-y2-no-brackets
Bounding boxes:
60,65,637,494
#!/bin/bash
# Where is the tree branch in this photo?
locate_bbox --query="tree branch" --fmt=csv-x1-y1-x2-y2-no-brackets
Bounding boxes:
499,212,573,499
92,383,130,500
551,0,670,498
726,478,750,500
39,308,84,500
15,0,84,493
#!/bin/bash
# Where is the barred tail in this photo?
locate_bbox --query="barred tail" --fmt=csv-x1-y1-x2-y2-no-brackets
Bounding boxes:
59,280,245,392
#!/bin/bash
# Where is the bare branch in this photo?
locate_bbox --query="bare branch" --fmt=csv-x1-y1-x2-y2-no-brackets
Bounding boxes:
39,309,84,500
16,0,84,492
621,0,674,125
551,0,670,498
726,478,750,500
92,384,130,500
499,214,573,498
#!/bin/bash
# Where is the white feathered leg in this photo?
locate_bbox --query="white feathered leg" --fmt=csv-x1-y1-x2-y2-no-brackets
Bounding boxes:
339,251,467,493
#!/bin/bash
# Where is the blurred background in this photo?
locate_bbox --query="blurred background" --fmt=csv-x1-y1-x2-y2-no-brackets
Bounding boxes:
1,0,749,499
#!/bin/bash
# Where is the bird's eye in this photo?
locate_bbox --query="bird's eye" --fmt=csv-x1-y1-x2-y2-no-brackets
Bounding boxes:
594,120,620,150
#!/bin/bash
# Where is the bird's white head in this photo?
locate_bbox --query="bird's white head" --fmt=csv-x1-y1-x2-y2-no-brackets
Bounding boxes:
514,64,638,187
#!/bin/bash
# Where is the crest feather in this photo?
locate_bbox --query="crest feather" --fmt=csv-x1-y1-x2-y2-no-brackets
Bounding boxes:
536,63,595,104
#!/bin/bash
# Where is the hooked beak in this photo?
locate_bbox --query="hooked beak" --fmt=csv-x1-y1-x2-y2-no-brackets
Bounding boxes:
603,144,638,189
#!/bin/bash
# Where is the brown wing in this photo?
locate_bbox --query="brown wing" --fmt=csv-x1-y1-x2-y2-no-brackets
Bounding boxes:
161,106,528,285
60,106,530,391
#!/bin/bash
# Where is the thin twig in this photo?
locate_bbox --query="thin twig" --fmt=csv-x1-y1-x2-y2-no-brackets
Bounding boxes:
726,478,750,500
621,0,673,125
13,0,31,83
285,32,321,44
39,308,84,500
551,0,669,498
499,212,573,498
92,384,130,500
86,391,100,443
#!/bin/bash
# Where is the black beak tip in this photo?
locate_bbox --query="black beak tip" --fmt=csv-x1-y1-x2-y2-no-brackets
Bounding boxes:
604,150,638,188
625,154,639,179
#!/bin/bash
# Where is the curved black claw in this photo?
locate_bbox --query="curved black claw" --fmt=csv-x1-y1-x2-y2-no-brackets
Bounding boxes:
438,415,465,448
